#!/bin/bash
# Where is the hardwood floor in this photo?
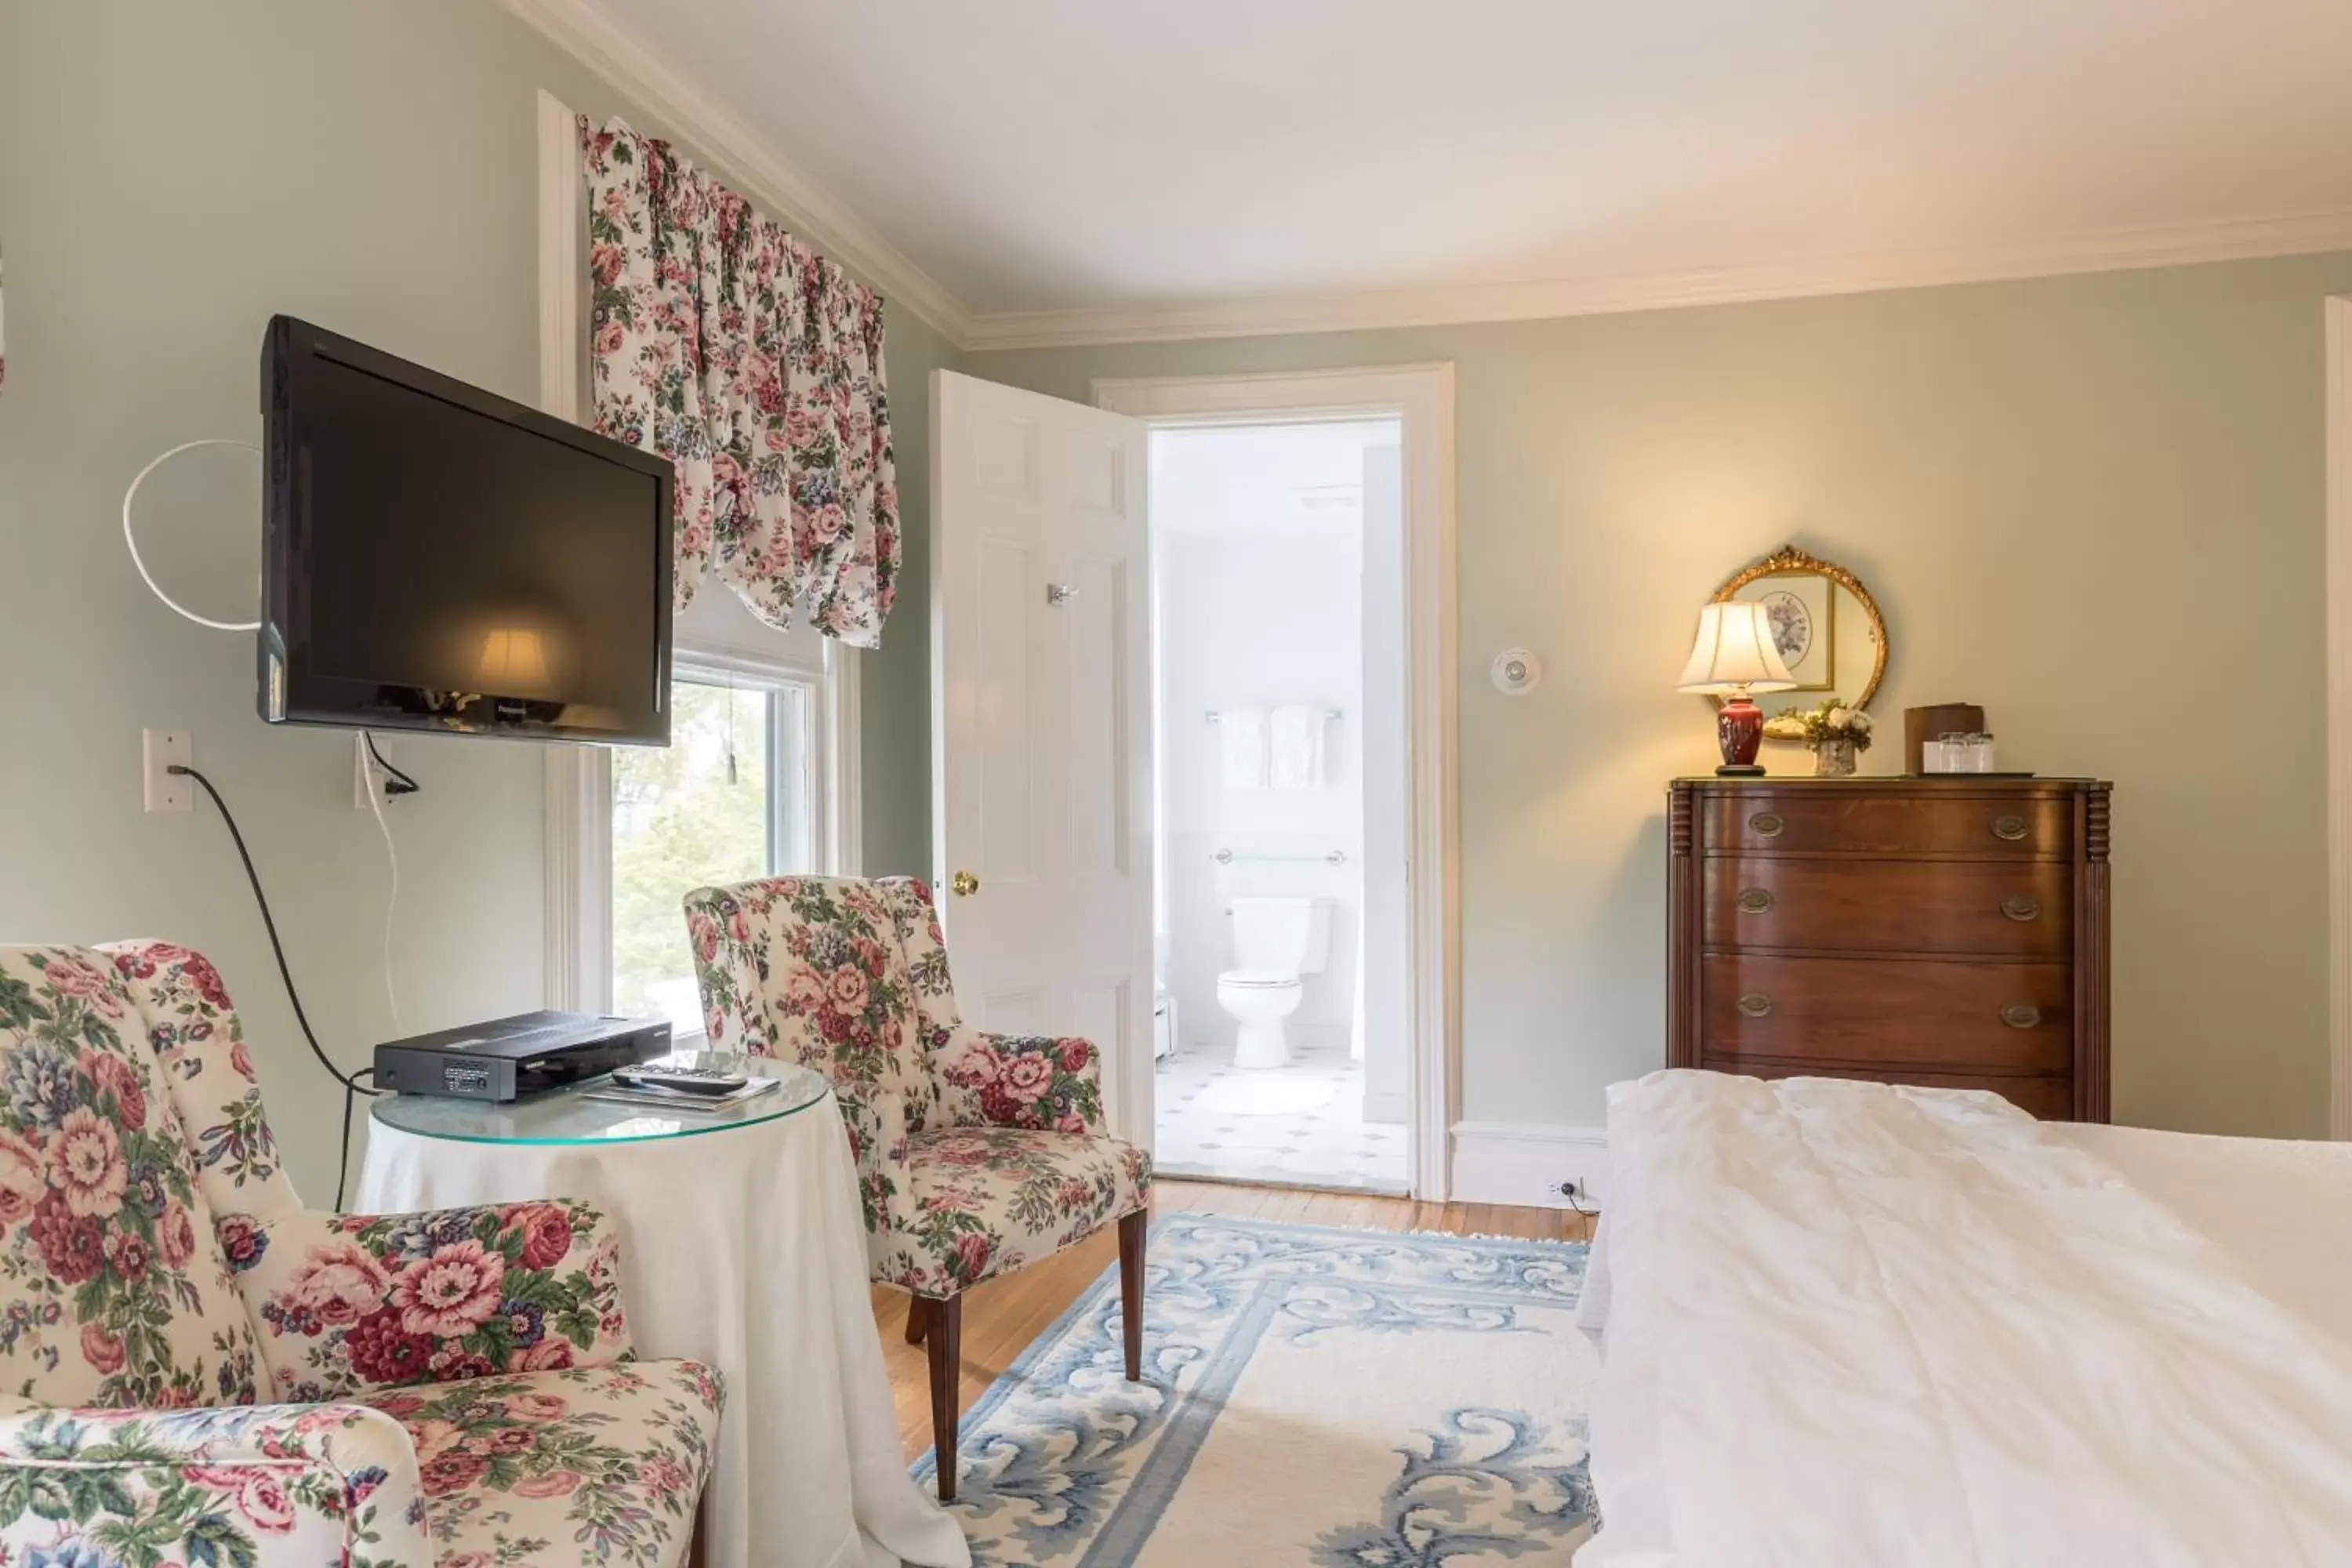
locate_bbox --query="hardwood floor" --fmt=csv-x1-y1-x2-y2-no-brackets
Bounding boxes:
871,1177,1595,1459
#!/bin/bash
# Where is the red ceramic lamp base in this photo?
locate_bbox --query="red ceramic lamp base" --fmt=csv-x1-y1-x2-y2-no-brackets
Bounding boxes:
1715,694,1766,775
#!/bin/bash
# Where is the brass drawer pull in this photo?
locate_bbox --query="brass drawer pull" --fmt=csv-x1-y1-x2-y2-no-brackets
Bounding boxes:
1737,993,1773,1018
2000,1003,2042,1030
1737,887,1775,914
1749,811,1786,838
2000,895,2041,923
1991,814,2029,842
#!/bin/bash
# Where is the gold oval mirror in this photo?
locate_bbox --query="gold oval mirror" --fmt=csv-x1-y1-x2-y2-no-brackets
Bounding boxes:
1708,544,1887,720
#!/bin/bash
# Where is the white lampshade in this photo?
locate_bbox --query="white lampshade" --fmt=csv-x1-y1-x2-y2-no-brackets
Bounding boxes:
1676,601,1798,695
476,628,550,690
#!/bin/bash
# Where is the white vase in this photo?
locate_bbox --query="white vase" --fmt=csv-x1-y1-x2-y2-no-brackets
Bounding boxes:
1812,736,1858,778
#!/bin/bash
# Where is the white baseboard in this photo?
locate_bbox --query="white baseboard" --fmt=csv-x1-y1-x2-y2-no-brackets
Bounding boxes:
1449,1120,1610,1210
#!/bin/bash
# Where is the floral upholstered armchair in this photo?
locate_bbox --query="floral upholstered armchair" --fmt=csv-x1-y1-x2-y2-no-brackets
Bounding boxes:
0,943,720,1568
684,876,1149,1500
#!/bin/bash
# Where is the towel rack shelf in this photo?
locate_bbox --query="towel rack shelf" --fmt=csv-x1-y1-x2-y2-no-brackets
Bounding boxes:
1213,848,1347,866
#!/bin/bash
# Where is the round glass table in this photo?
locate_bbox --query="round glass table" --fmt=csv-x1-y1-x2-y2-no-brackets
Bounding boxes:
357,1054,967,1568
368,1054,832,1145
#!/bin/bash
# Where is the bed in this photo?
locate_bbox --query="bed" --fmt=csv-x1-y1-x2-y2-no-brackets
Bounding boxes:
1573,1070,2352,1566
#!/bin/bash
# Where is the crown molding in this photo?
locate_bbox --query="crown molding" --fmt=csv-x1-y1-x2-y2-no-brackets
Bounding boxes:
964,206,2352,351
502,0,972,344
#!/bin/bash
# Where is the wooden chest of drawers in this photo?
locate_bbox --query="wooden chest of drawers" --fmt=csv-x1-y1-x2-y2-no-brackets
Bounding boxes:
1668,778,2112,1122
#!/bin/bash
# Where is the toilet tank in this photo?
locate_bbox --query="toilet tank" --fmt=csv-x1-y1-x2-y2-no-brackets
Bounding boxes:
1229,897,1335,974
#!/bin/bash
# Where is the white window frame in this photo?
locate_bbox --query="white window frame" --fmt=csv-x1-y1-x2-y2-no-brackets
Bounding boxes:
536,89,860,1015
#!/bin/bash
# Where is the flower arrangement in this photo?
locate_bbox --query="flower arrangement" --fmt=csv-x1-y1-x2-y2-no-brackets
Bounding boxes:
1764,699,1873,776
1762,698,1874,750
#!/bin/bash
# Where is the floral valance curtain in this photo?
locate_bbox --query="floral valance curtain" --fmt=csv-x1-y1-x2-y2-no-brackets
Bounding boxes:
581,117,900,648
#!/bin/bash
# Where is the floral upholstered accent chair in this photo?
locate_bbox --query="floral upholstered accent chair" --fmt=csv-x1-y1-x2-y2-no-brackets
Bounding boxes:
684,875,1150,1500
0,943,720,1568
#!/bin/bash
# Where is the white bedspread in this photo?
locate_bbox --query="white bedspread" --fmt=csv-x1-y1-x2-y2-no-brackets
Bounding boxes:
1577,1071,2352,1567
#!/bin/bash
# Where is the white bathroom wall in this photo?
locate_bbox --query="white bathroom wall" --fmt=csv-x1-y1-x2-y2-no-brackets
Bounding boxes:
1161,530,1363,1051
1152,422,1400,1062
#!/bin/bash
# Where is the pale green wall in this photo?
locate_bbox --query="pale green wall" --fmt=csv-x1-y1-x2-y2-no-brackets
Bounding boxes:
0,0,956,1200
860,313,953,880
971,254,2352,1139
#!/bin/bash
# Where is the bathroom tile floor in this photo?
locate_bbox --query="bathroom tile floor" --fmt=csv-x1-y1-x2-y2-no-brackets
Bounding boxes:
1153,1036,1408,1192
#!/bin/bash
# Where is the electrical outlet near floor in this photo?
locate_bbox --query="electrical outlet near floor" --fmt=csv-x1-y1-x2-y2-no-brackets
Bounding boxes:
142,729,191,814
1549,1178,1587,1203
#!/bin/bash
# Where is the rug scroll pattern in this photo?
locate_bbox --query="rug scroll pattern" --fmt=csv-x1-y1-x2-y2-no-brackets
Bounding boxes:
917,1215,1595,1566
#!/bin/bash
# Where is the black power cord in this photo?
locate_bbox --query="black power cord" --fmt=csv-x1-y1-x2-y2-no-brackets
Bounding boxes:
361,733,419,798
170,764,383,1209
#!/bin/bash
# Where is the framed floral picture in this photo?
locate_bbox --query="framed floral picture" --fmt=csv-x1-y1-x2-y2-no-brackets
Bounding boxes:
1733,571,1835,691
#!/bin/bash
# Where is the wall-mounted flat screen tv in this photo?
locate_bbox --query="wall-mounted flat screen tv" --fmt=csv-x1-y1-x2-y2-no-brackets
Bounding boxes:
259,315,673,745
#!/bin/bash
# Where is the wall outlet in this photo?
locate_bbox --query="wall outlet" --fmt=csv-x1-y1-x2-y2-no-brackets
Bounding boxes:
1549,1178,1586,1203
142,729,192,814
353,733,388,810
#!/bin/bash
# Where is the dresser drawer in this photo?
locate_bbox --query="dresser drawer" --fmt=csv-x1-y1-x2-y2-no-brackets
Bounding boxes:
1699,953,2072,1075
1703,793,2072,858
1700,1055,2075,1121
1703,858,2071,957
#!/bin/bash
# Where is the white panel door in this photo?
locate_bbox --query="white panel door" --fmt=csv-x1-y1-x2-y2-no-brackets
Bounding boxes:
931,371,1153,1143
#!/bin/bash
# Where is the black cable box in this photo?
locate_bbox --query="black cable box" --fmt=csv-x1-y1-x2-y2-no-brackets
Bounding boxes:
373,1011,672,1102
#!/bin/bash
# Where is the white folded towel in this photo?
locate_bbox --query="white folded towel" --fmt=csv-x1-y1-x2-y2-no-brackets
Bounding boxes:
1269,704,1327,790
1219,706,1269,788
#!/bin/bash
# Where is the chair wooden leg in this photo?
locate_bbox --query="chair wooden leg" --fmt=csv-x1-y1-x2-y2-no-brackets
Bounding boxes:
904,1293,929,1345
926,1293,962,1502
685,1490,710,1568
1119,1208,1146,1382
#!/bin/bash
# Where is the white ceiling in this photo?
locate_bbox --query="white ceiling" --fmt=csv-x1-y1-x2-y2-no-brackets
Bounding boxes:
521,0,2352,346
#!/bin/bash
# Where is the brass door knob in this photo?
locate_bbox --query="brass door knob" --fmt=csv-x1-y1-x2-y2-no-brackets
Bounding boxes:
950,870,981,898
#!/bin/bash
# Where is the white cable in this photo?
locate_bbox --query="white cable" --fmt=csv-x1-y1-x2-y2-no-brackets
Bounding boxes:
360,731,401,1027
122,438,263,631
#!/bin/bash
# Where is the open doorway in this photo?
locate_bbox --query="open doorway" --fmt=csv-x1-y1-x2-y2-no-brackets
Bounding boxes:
925,365,1454,1197
1146,419,1410,1192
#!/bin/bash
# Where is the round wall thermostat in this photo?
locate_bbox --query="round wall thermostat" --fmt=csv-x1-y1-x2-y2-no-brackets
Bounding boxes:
1491,648,1542,696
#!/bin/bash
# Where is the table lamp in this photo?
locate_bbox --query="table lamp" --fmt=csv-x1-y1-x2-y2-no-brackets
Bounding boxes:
1677,601,1797,775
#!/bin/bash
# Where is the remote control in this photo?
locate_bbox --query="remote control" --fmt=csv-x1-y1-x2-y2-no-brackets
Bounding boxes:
612,1062,750,1097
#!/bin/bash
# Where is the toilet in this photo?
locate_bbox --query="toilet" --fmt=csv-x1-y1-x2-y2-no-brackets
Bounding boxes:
1217,896,1334,1069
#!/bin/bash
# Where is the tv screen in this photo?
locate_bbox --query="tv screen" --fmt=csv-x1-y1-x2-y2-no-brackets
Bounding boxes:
259,316,673,744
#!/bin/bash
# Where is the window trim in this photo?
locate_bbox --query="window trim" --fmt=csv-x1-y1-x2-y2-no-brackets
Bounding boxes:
545,637,859,1018
537,89,858,1014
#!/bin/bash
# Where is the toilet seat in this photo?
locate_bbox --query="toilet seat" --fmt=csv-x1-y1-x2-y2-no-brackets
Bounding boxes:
1218,967,1299,989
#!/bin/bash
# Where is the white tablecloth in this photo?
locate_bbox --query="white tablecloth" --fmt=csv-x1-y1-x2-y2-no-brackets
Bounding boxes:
358,1092,970,1568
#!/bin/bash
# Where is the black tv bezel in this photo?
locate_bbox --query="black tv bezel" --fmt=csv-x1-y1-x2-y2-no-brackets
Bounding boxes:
258,315,674,746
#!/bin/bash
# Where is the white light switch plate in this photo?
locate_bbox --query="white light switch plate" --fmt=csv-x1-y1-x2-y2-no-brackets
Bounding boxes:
142,729,191,813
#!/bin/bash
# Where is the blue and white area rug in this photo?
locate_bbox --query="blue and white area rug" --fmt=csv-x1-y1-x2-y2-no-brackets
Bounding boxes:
916,1214,1596,1565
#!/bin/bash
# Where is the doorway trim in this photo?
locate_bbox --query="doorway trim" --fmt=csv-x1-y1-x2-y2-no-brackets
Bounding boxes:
2326,296,2352,1140
1096,365,1460,1197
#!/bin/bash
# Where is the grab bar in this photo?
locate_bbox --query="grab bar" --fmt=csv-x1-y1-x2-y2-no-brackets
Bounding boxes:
1204,708,1341,722
1213,848,1347,866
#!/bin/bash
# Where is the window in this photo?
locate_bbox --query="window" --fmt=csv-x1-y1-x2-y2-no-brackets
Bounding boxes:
610,669,821,1035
